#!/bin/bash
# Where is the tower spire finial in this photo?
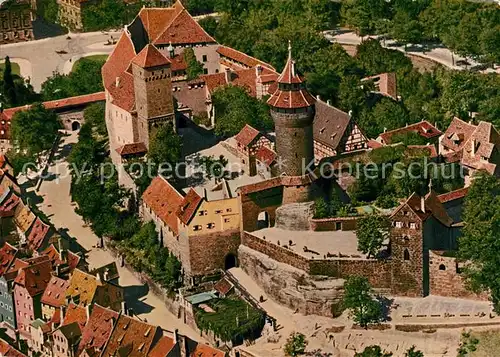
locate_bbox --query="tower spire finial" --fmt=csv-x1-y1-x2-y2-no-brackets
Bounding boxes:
288,40,292,60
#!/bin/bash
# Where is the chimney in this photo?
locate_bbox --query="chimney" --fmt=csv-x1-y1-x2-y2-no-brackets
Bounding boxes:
316,95,321,100
471,139,476,156
224,68,232,84
85,303,91,321
60,306,66,325
383,127,387,133
421,195,425,213
255,64,263,78
203,188,208,200
167,42,175,59
326,99,331,106
121,301,127,315
55,264,60,277
103,269,109,282
115,76,120,87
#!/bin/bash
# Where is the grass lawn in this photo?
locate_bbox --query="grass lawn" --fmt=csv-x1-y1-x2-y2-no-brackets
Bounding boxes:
72,55,108,72
471,330,500,357
0,61,21,80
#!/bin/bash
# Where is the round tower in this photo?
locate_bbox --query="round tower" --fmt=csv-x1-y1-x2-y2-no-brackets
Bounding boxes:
267,41,316,177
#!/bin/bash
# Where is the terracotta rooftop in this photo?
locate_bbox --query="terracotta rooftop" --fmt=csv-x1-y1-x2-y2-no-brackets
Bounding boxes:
116,142,148,156
13,259,52,296
440,117,477,153
438,187,469,203
378,120,442,144
142,176,184,235
0,189,20,217
77,304,119,356
0,243,17,276
234,124,260,147
13,202,36,234
170,53,188,72
132,44,171,69
214,277,234,296
177,188,203,225
41,276,70,308
26,217,52,251
148,335,176,357
392,190,453,227
255,146,277,166
62,303,88,331
361,72,397,100
65,269,101,306
0,339,27,357
313,99,356,151
217,45,275,70
189,343,226,357
101,314,162,357
138,6,183,41
460,121,499,175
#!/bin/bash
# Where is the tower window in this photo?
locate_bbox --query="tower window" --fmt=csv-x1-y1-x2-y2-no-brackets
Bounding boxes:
202,55,207,62
203,68,208,74
439,264,446,271
403,249,410,261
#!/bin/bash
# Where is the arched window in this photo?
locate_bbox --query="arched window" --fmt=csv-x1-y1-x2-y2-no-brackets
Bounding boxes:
403,249,410,261
439,264,446,271
403,236,410,244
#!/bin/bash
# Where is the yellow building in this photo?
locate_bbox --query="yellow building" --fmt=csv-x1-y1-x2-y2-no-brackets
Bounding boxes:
58,0,87,31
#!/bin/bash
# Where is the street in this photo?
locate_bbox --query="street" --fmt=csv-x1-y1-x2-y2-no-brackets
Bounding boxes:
0,30,122,91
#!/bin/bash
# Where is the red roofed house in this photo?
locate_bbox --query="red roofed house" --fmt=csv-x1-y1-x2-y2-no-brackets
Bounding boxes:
141,176,241,279
361,72,398,100
439,118,500,182
13,259,53,337
76,304,118,357
0,243,17,331
231,124,273,176
377,120,442,146
41,276,70,321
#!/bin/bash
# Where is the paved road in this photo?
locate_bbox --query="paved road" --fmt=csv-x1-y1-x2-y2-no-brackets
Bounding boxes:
28,132,202,340
1,30,122,91
326,30,498,73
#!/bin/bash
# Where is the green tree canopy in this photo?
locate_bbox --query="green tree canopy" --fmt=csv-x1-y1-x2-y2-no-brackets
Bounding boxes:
356,214,389,258
355,345,392,357
10,103,61,158
148,122,182,168
284,332,308,356
343,276,384,327
184,48,204,80
212,85,273,137
458,173,500,312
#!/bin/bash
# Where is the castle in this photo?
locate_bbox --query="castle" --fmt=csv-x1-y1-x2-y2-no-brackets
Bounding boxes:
101,2,498,317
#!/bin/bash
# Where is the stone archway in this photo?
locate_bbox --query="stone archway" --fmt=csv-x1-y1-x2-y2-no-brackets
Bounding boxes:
224,253,237,270
71,121,81,131
257,211,270,230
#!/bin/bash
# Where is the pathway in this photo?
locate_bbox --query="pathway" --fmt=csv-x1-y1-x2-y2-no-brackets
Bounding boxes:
1,30,121,91
29,131,202,340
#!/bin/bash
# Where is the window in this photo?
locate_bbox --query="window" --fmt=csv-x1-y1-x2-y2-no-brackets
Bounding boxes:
198,210,207,216
439,264,446,271
395,221,403,228
410,222,417,229
206,223,215,229
403,249,410,261
203,68,208,74
226,208,232,213
193,225,202,231
215,210,222,214
202,55,207,62
224,218,230,223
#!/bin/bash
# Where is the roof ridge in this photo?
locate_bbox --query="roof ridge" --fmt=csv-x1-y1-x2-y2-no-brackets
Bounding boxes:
151,7,185,44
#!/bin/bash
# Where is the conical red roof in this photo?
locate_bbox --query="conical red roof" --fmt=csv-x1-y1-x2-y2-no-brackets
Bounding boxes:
267,41,315,109
131,44,171,69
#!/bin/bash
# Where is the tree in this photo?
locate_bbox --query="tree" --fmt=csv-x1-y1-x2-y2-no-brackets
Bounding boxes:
198,155,228,183
184,48,204,80
354,345,392,357
83,102,107,137
405,346,424,357
10,103,61,159
342,276,383,327
284,332,308,356
390,131,428,146
314,197,330,219
147,122,182,169
2,56,16,106
357,98,409,139
480,26,500,64
340,0,390,37
356,214,389,258
389,11,424,49
212,85,273,137
457,330,479,357
458,173,500,312
198,16,218,37
356,39,412,76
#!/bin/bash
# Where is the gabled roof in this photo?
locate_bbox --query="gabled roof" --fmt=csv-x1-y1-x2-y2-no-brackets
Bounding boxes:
102,33,137,92
234,124,260,147
65,269,101,306
131,44,171,69
217,45,275,70
378,120,441,144
13,259,52,296
77,304,119,357
142,176,184,235
138,7,182,41
0,339,27,357
438,187,469,203
148,335,176,357
0,188,20,217
41,276,70,308
4,256,49,282
177,188,203,225
153,7,216,45
13,202,36,234
313,99,355,151
391,190,453,226
460,121,499,175
361,72,397,100
440,117,477,153
0,243,17,276
56,321,82,345
101,314,162,357
190,343,226,357
116,142,148,157
255,146,277,166
62,303,88,331
26,217,52,252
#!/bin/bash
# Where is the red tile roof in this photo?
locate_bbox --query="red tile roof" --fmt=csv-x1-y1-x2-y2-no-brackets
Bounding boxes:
362,72,397,100
108,72,136,111
0,189,20,217
116,142,148,156
214,277,234,296
438,187,469,203
190,343,225,357
41,276,70,308
177,188,203,225
67,251,82,273
102,33,137,92
13,259,52,296
26,217,51,252
101,314,161,357
277,53,303,85
153,8,215,45
148,335,176,357
234,124,260,147
255,146,277,166
171,53,188,72
142,176,184,235
77,304,119,356
440,117,477,153
0,243,17,276
0,339,26,357
460,121,499,175
62,303,88,331
378,120,442,144
367,139,383,149
217,46,275,70
132,44,171,69
138,7,182,41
